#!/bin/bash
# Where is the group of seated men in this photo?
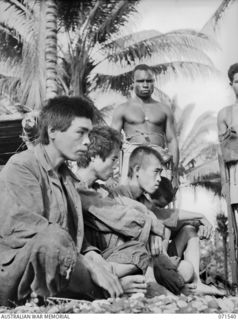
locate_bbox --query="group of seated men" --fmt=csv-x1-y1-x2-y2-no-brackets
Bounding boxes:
0,96,224,307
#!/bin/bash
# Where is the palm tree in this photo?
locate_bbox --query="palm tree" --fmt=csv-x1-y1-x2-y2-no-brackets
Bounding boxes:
45,0,58,100
90,28,218,97
216,212,229,281
0,0,141,105
0,0,218,107
171,99,221,195
0,0,61,109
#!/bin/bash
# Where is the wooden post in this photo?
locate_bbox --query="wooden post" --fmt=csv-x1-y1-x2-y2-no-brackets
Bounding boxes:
225,165,238,292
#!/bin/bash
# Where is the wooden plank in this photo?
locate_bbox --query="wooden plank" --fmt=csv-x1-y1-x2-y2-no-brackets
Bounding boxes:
0,142,24,152
0,118,26,164
0,136,22,143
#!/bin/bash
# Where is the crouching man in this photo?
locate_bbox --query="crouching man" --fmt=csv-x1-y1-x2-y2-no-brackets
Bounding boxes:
112,146,225,296
75,126,186,295
0,96,123,307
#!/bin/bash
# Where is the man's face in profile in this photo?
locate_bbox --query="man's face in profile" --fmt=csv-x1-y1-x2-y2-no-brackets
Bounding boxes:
231,72,238,96
137,155,162,194
52,117,92,161
94,149,119,181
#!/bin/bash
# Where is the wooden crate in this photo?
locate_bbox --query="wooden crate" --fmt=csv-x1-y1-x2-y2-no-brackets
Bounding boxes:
0,118,27,164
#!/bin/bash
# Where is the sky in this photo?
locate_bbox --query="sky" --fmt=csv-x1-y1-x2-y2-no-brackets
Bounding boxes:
96,0,238,224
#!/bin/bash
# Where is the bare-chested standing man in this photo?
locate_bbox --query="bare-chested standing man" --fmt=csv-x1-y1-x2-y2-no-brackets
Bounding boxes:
111,64,179,191
217,63,238,290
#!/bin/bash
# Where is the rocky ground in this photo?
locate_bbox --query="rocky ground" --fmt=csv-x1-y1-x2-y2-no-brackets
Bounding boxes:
1,282,237,314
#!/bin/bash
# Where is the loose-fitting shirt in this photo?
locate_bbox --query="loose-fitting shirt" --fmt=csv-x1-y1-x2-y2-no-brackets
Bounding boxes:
111,184,179,230
0,144,94,262
78,185,164,251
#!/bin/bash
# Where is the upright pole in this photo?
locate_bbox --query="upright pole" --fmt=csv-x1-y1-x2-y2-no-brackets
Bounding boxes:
225,165,238,293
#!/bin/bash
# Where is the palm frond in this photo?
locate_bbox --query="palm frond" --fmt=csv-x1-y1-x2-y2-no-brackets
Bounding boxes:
190,175,221,196
153,61,218,82
0,57,21,77
92,0,139,44
181,142,218,167
97,29,217,70
202,0,235,32
0,1,35,43
103,28,217,52
186,159,220,182
175,103,195,138
180,112,216,151
92,61,217,95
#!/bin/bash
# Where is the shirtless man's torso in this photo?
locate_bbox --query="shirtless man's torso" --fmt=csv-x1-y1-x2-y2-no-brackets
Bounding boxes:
111,64,179,189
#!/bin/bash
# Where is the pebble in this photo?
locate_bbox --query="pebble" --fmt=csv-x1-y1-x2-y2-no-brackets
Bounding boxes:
129,293,145,300
177,300,188,308
7,290,238,314
218,299,234,312
208,299,219,309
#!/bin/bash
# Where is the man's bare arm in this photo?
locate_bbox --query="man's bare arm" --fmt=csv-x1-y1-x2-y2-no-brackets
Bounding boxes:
165,107,179,187
111,105,124,132
178,209,213,239
217,109,229,191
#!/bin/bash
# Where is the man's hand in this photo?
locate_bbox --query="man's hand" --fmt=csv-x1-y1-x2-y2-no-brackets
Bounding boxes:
84,251,123,298
198,218,213,240
149,235,163,256
105,177,119,190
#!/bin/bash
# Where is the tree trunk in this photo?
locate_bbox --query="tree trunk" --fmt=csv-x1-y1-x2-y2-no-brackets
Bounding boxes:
70,47,88,96
223,235,228,282
45,0,58,100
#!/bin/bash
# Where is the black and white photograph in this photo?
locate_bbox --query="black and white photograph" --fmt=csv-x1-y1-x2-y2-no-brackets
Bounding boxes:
0,0,238,316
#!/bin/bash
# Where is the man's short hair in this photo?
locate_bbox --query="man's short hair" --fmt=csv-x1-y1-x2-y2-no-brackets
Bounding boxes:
77,126,122,168
133,64,154,77
38,96,94,145
228,63,238,83
128,146,164,178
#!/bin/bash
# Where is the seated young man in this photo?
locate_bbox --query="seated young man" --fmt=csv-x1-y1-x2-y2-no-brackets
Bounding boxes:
112,145,225,296
0,97,124,307
75,126,187,295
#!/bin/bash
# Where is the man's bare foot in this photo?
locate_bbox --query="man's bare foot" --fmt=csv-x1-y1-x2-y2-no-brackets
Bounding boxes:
181,282,197,295
194,282,226,296
120,275,147,294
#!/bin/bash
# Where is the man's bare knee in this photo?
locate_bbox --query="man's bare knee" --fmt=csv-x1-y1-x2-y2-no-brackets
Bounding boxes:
180,225,198,240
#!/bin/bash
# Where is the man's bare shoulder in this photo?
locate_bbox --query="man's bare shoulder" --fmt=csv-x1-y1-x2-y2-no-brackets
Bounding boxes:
114,101,130,114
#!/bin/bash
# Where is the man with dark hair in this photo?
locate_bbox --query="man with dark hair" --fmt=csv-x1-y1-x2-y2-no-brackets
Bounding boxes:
76,125,122,180
75,126,168,294
0,96,123,306
75,128,188,296
217,62,238,289
112,146,225,296
111,63,179,192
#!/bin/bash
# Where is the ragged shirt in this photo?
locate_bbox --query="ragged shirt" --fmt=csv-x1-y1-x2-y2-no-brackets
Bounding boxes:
78,185,164,251
0,144,94,257
111,184,179,230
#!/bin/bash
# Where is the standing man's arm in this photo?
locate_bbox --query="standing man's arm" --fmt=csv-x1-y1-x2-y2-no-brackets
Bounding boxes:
217,109,229,197
111,105,124,132
165,108,179,190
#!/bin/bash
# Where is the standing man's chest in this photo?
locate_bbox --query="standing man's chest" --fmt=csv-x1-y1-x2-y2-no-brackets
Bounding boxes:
124,104,167,125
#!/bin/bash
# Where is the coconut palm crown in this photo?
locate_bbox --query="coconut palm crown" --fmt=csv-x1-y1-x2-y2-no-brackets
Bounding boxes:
0,0,219,111
172,98,221,195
